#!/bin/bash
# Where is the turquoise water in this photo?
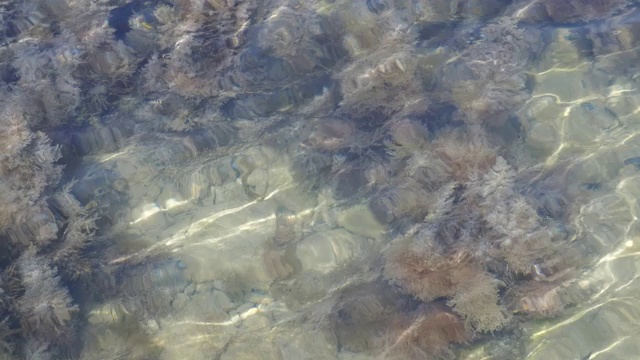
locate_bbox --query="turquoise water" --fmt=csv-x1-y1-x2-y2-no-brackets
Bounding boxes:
2,0,640,359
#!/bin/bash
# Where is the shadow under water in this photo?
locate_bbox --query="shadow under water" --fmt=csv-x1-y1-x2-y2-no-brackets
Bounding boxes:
1,0,640,359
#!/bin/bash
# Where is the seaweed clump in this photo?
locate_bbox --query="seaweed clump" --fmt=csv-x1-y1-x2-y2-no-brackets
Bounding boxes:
435,19,546,129
381,304,471,360
384,155,575,334
14,249,78,344
0,99,62,240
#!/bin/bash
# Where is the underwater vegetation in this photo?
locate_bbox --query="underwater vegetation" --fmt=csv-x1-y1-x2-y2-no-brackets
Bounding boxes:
383,155,574,331
0,0,638,358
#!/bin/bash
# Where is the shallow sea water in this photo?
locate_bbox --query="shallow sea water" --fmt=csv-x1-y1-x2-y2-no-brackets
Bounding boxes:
4,0,640,359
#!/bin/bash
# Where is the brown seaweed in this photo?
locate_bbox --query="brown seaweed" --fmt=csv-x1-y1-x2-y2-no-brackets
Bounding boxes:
14,249,78,345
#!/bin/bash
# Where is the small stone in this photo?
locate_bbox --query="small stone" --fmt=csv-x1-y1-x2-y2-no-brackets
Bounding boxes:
212,280,225,290
175,259,187,270
526,122,560,152
236,302,255,314
183,283,196,296
247,291,272,305
112,178,129,193
242,313,270,332
245,168,269,198
212,290,235,312
144,319,160,332
172,293,189,310
295,229,371,273
336,204,386,240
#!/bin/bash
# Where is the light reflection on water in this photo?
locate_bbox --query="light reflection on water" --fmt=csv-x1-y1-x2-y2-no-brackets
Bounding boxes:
4,0,640,359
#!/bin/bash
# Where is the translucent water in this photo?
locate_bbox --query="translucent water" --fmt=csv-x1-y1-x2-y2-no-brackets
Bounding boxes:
1,0,640,359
